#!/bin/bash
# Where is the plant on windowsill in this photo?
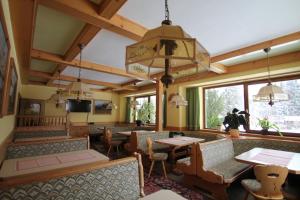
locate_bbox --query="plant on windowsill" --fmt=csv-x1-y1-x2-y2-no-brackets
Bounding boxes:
258,118,282,136
223,108,250,138
136,102,155,126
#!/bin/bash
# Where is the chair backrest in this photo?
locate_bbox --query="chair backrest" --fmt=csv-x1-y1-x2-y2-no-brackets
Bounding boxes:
104,129,112,146
146,137,154,159
254,165,288,198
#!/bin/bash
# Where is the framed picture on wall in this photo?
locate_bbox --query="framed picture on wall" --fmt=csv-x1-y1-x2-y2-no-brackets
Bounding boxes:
6,58,18,114
93,100,112,115
0,2,10,117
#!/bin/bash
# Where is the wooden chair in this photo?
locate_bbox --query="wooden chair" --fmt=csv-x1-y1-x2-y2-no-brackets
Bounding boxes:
242,165,288,200
146,137,168,178
104,129,122,156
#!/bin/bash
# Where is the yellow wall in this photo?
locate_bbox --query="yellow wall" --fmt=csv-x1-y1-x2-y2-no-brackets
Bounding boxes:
0,0,22,158
20,84,121,123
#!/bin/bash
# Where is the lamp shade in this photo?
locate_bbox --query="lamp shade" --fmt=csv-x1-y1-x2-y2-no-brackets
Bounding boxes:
129,100,140,109
253,82,289,105
126,24,210,78
106,101,118,110
170,93,188,108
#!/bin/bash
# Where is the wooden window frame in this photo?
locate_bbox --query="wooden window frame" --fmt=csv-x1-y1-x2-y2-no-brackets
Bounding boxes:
203,74,300,137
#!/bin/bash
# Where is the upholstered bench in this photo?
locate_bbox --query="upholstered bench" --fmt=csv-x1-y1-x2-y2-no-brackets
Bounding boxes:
0,154,145,200
182,131,225,142
6,137,89,159
180,139,251,200
14,130,68,141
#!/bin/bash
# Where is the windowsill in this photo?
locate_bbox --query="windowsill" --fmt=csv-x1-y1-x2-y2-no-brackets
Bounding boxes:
201,128,300,141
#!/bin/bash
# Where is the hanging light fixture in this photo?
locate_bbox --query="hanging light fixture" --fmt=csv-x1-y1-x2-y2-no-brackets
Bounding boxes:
68,44,90,101
125,0,210,88
106,91,118,110
169,93,188,108
253,48,289,106
47,70,66,108
129,99,140,110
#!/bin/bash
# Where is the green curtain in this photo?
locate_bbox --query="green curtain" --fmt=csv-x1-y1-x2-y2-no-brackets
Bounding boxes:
163,91,167,128
125,97,131,123
186,87,200,130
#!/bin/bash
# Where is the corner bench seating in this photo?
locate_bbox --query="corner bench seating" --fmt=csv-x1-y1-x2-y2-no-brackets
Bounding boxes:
177,136,300,200
5,137,89,159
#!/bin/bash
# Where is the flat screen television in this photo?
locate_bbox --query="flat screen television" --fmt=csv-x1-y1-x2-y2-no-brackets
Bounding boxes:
66,99,91,112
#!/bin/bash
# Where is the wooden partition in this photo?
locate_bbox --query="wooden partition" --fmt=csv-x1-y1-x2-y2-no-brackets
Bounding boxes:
16,115,67,130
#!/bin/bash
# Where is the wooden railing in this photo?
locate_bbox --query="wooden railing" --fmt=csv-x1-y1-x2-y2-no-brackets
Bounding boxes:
16,115,67,128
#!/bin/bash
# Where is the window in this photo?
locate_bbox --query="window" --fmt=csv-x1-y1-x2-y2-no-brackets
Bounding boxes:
204,76,300,136
135,95,156,124
204,85,244,129
248,79,300,134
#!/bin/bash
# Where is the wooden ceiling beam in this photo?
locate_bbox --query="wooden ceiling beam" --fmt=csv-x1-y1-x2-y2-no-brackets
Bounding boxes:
31,49,147,79
27,69,137,90
175,50,300,84
9,0,38,83
211,31,300,63
38,0,146,41
48,0,130,85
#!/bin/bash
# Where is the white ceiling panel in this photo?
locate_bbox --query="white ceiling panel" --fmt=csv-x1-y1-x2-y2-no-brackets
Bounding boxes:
53,80,71,85
62,66,133,84
88,85,105,89
81,29,135,70
118,0,300,56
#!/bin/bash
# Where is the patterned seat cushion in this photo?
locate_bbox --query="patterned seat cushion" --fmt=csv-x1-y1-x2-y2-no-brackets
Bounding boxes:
241,179,262,192
177,157,191,166
208,159,250,183
153,153,168,160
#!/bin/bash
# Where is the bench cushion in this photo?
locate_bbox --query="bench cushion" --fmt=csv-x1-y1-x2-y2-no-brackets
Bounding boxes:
177,157,191,165
208,159,250,183
241,179,261,192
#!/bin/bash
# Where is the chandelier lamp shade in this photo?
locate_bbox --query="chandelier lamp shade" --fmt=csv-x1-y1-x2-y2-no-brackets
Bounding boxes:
125,0,210,88
253,48,289,106
169,93,188,108
47,70,67,108
129,100,140,109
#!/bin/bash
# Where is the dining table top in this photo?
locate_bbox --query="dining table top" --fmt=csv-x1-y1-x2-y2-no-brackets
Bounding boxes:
235,147,300,174
155,136,204,147
117,130,154,136
0,150,109,178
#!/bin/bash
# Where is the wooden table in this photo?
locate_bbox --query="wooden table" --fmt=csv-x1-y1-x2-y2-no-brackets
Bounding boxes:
139,190,187,200
155,136,204,147
117,130,154,136
235,147,300,174
155,136,205,169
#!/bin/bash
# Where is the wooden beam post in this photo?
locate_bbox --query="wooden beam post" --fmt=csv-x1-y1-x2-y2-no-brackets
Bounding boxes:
155,80,163,132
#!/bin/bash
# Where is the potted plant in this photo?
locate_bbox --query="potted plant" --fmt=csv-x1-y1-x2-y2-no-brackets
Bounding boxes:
136,102,155,126
223,108,250,138
258,118,282,136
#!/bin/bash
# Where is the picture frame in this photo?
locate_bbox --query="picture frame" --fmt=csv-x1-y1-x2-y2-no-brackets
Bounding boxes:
93,99,112,115
6,58,18,115
0,2,10,117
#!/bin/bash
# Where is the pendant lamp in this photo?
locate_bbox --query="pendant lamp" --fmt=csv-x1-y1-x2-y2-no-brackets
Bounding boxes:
125,0,210,88
253,48,289,106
